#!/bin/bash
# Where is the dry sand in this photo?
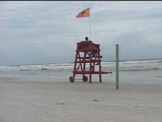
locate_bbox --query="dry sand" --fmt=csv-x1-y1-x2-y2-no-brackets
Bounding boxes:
0,78,162,122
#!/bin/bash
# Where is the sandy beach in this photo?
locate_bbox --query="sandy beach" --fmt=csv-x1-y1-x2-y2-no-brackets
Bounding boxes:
0,78,162,122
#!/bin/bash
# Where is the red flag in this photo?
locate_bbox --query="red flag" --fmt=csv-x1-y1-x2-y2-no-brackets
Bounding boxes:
76,8,90,18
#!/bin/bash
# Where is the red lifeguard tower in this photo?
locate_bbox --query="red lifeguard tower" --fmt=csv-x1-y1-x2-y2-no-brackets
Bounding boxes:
69,41,112,83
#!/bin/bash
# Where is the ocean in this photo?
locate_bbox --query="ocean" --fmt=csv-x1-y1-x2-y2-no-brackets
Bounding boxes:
0,59,162,84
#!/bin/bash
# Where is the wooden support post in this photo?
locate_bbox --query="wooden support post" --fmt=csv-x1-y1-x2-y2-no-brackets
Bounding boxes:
116,44,119,89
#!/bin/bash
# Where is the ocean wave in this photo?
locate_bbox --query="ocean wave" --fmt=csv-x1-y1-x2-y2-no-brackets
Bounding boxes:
120,67,160,71
20,69,30,71
1,59,162,72
41,68,48,70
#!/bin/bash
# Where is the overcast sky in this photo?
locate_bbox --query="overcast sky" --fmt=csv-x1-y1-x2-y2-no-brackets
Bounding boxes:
1,1,162,66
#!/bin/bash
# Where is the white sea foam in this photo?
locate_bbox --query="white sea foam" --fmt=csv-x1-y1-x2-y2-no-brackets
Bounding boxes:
0,59,162,72
0,59,162,83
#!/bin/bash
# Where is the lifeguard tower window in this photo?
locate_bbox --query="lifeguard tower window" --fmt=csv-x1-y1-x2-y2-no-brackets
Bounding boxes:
69,41,112,83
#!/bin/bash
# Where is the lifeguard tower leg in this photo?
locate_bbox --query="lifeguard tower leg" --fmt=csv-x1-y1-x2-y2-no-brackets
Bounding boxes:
73,73,75,79
99,74,102,82
83,59,86,81
89,74,92,83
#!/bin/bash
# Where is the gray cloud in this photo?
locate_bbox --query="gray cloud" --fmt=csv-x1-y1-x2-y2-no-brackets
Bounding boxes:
1,1,162,65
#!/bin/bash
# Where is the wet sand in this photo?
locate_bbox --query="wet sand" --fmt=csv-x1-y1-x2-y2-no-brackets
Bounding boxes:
0,78,162,122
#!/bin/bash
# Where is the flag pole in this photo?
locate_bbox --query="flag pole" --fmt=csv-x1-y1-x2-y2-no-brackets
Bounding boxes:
89,8,91,40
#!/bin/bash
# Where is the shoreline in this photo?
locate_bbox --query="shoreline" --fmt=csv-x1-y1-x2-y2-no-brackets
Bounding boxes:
1,76,162,84
0,77,162,122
